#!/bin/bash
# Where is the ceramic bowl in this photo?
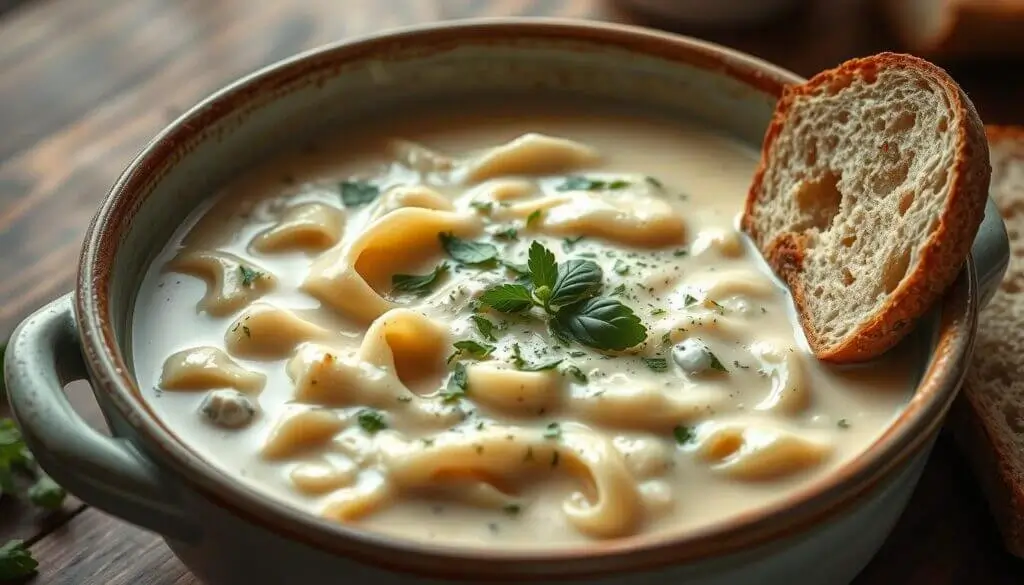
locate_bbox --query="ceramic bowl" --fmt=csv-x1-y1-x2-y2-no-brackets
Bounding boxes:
4,18,1009,585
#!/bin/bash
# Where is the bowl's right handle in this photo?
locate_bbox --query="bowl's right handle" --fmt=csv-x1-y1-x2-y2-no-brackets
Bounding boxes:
4,293,200,542
973,197,1010,309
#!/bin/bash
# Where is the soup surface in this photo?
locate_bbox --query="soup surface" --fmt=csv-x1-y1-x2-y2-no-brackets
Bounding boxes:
132,104,916,548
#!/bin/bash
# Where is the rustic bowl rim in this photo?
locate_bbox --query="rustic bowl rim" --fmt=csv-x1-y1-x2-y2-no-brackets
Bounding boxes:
74,17,977,580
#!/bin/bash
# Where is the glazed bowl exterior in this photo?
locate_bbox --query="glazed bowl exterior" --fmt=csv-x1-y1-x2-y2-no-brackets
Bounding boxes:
3,18,1010,585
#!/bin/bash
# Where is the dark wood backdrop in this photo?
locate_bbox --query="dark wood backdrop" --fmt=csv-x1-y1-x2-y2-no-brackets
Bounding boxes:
0,0,1022,583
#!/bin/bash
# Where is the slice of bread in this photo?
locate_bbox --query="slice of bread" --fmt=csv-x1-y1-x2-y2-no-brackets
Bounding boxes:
950,126,1024,558
879,0,1024,60
741,52,991,363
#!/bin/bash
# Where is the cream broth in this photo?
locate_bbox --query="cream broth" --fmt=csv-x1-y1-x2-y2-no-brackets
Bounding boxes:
131,105,916,548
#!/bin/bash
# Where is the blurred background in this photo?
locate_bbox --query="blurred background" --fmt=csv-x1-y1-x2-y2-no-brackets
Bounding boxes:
1,1,1023,583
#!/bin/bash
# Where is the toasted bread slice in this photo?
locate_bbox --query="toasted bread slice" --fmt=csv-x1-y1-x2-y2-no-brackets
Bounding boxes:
741,52,991,363
879,0,1024,60
951,126,1024,558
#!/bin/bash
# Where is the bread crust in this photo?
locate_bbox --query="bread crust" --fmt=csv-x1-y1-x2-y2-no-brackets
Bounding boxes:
742,52,991,363
950,125,1024,558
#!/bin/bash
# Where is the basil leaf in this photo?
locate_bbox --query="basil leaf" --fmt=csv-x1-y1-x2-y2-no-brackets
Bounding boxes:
554,297,647,351
391,263,448,296
470,315,497,341
479,284,534,313
439,232,498,266
528,241,558,289
340,180,380,207
440,363,469,403
549,259,602,309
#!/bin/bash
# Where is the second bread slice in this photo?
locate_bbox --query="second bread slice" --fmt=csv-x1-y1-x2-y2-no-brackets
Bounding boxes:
742,53,991,363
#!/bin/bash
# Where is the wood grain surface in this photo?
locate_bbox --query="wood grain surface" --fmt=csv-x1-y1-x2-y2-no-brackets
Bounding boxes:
0,0,1022,583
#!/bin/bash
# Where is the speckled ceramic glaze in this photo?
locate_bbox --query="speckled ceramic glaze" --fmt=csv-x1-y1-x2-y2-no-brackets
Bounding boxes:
3,19,1009,585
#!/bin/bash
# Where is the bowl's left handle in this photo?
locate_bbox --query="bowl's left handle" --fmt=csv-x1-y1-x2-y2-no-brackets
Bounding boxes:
4,293,200,542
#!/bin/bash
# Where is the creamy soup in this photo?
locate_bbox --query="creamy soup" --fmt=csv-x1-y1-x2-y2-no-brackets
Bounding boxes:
132,104,916,548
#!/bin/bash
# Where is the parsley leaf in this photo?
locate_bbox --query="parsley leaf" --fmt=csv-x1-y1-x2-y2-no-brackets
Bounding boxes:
707,350,729,372
543,422,562,440
439,232,498,266
238,265,263,287
479,284,534,313
27,475,66,511
528,241,558,289
549,259,602,309
470,315,497,341
683,294,699,307
493,227,518,241
0,540,38,580
643,357,669,372
339,180,380,207
449,340,495,362
356,409,388,433
554,297,647,351
673,425,695,445
391,263,448,296
440,363,469,403
525,209,543,228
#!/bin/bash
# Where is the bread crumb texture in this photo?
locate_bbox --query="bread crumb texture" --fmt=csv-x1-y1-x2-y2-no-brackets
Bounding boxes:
743,53,990,362
962,127,1024,549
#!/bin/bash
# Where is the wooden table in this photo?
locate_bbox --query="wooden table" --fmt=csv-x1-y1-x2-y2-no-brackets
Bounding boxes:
1,0,1023,583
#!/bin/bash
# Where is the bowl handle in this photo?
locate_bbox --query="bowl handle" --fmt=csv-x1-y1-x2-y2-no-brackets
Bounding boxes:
973,197,1010,309
4,293,200,542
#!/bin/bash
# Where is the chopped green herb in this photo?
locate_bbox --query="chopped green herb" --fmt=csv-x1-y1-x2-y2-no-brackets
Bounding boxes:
439,232,499,266
356,409,388,434
471,315,497,341
673,425,696,445
613,259,630,275
683,294,699,307
645,176,664,190
525,209,543,228
449,340,495,362
238,265,263,287
643,357,669,372
397,395,413,403
470,201,494,214
339,180,380,207
502,503,521,517
567,350,586,358
440,363,469,403
703,299,726,314
493,227,518,241
650,308,667,317
562,236,585,252
0,540,38,580
673,248,689,257
707,350,728,373
392,263,449,296
610,283,627,297
837,419,851,429
519,358,563,372
556,176,631,192
563,365,588,383
479,284,534,313
27,475,66,511
543,422,562,440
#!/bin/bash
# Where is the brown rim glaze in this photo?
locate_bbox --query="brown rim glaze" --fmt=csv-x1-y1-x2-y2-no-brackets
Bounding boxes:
74,18,978,580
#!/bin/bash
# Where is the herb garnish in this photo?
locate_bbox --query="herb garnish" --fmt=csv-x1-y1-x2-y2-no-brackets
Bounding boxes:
643,357,669,372
543,422,562,440
493,227,518,241
563,364,588,383
645,176,664,190
525,209,543,228
439,363,469,403
0,540,37,580
470,201,494,214
556,176,630,192
562,236,586,252
448,340,495,362
470,315,497,341
707,350,728,372
478,242,647,352
239,265,263,287
356,409,388,433
683,294,699,307
439,233,499,266
519,358,563,372
837,419,851,429
392,263,448,296
673,425,696,445
339,180,380,207
502,503,522,517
